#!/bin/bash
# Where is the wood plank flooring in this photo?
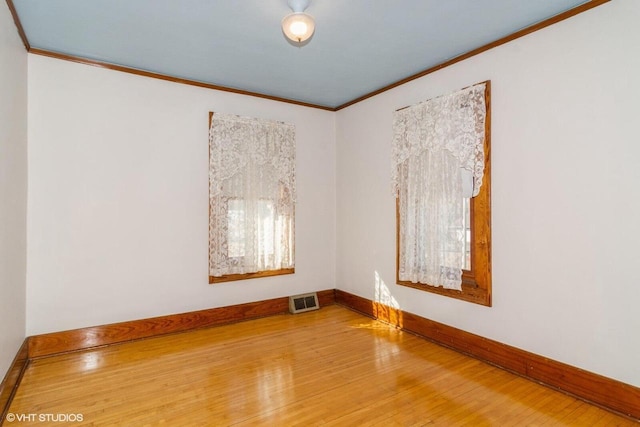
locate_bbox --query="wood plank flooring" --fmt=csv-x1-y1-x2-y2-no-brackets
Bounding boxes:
7,306,636,426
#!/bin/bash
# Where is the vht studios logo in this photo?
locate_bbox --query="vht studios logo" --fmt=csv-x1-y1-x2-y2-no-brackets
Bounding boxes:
5,413,84,423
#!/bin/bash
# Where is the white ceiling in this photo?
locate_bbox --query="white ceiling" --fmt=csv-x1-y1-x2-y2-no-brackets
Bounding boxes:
11,0,594,109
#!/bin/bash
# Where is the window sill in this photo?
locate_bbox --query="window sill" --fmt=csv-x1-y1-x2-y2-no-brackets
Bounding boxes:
210,268,295,284
397,270,491,306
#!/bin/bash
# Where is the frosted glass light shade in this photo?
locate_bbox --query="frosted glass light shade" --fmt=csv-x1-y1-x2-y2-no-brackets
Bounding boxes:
282,12,315,43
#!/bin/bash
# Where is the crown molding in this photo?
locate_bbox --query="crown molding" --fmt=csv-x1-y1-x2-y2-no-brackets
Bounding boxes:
7,0,610,111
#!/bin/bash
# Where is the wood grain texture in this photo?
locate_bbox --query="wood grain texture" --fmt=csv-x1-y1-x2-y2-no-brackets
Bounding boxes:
0,339,29,424
335,289,640,420
8,306,635,425
334,0,611,110
316,288,336,307
209,268,295,284
28,289,336,359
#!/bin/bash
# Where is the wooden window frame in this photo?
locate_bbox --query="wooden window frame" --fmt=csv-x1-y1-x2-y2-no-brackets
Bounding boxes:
210,268,295,284
396,82,492,306
210,197,295,284
208,112,295,284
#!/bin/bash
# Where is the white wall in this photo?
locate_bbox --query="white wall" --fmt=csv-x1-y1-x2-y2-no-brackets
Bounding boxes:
26,56,336,335
336,0,640,387
21,0,640,390
0,4,28,375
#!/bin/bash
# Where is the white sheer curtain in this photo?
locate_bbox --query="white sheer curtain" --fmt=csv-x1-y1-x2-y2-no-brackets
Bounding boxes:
209,113,295,277
392,83,486,290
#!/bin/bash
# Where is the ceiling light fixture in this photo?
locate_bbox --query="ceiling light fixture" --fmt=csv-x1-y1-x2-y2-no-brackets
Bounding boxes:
281,0,315,44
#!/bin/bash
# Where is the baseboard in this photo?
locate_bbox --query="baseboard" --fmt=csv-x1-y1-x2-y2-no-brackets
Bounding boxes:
29,289,336,358
15,288,639,420
334,289,640,421
0,339,29,424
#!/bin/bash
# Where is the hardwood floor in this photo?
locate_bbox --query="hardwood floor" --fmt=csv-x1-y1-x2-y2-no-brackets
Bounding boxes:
7,306,636,426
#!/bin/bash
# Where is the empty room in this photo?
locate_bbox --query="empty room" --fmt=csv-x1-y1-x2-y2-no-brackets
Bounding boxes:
1,0,639,425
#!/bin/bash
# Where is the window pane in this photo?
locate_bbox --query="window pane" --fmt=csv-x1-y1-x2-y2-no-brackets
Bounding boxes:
463,197,471,270
227,199,245,258
258,200,275,257
228,199,277,259
448,198,471,271
209,112,296,282
394,81,491,306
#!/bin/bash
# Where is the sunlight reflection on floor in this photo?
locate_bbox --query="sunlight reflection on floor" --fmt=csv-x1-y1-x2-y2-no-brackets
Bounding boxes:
349,321,396,330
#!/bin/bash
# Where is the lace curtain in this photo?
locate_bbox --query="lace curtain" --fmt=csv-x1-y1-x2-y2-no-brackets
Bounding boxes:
209,113,296,277
392,83,486,290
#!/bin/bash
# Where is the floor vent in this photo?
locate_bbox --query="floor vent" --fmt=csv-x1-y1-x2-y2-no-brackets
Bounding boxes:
289,292,320,314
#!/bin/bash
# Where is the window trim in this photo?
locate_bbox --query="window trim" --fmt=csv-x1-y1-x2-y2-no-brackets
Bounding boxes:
210,197,296,284
208,112,296,284
210,268,295,284
395,81,492,306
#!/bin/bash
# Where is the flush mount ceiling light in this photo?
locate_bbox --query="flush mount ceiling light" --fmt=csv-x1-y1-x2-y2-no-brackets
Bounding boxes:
281,0,315,44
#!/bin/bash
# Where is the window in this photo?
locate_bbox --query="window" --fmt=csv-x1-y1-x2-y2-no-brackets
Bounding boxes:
393,82,491,306
209,112,295,283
